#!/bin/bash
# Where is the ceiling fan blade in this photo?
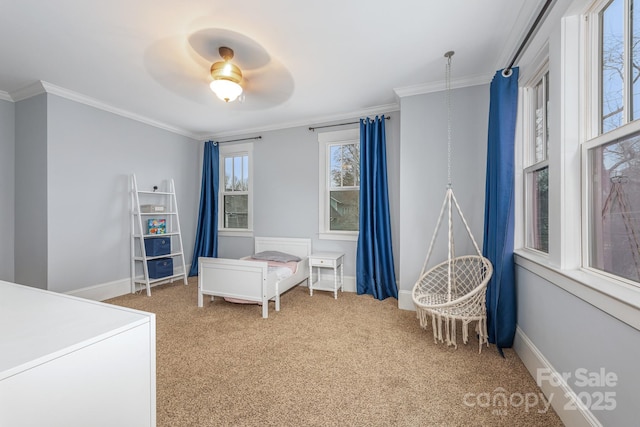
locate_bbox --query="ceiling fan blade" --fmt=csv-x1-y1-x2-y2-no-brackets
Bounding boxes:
240,60,294,109
144,35,218,105
188,28,270,70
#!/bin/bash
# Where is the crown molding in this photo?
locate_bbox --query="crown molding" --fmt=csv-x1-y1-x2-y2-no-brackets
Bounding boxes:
493,1,543,72
8,80,199,140
0,90,12,102
5,79,400,142
8,81,46,101
205,102,400,140
393,73,492,98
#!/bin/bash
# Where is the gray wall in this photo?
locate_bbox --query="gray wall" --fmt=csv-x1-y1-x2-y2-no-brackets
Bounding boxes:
217,110,401,280
44,95,200,293
217,86,487,296
398,85,489,297
516,265,640,425
15,94,48,289
0,99,15,282
10,93,200,293
509,0,640,424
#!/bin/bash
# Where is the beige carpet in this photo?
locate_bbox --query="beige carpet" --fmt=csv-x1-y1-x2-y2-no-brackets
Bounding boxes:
107,278,563,427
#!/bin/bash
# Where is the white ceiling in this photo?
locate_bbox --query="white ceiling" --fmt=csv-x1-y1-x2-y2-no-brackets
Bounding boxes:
0,0,540,139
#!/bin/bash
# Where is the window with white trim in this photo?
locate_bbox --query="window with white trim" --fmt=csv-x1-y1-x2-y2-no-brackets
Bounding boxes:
219,142,253,236
584,0,640,284
524,67,550,253
318,128,360,240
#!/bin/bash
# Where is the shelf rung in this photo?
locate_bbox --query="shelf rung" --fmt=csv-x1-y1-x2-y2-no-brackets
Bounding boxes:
136,190,174,195
133,273,187,285
134,252,183,261
134,212,178,216
133,232,180,238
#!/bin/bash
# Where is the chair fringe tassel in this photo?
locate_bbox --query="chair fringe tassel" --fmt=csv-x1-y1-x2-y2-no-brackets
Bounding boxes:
416,307,488,353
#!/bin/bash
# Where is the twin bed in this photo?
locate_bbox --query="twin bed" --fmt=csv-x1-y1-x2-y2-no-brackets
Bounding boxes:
197,237,311,318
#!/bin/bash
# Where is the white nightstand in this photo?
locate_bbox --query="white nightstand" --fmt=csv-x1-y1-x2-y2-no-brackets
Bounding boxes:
308,252,344,299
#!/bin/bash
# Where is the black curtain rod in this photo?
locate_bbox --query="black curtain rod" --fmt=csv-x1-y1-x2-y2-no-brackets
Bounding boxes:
309,116,390,132
505,0,554,73
217,136,262,143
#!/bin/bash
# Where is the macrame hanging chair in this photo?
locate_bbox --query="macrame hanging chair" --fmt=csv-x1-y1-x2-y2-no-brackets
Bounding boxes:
412,51,493,353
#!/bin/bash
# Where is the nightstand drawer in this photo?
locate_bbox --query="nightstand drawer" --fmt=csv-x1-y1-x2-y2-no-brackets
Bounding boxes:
310,258,336,267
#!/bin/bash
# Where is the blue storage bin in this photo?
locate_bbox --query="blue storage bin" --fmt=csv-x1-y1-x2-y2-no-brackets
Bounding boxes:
144,237,171,256
147,258,173,279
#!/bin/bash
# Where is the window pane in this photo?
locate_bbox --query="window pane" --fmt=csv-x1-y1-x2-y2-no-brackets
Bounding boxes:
329,190,359,231
601,0,624,133
233,156,242,190
329,143,360,188
342,143,360,187
534,78,546,163
224,194,248,229
589,133,640,282
242,155,249,191
527,167,549,252
545,72,550,158
224,157,232,191
330,145,342,187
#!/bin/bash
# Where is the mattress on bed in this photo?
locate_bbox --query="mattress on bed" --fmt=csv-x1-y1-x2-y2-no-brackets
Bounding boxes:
223,258,299,305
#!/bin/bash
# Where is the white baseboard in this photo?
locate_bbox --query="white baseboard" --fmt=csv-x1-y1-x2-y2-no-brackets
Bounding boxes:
398,289,415,310
66,265,190,302
342,275,356,292
514,327,603,427
337,279,412,307
68,273,388,303
69,268,345,302
66,278,132,301
314,271,356,293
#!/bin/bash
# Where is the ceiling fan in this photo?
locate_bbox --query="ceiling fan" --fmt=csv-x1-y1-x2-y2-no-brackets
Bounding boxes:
144,28,294,109
209,46,243,103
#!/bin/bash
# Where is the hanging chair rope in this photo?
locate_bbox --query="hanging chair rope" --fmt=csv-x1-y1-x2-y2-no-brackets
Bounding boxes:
420,190,449,277
445,51,455,303
420,188,485,277
412,51,493,353
446,51,453,188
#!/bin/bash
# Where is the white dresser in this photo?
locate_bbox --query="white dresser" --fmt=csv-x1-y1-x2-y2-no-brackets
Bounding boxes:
0,280,156,427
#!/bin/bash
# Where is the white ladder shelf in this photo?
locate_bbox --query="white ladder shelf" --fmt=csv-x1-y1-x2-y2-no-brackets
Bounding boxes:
130,174,188,296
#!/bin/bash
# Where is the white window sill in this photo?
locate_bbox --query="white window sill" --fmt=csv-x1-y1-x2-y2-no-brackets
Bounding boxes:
218,229,254,238
514,249,640,332
318,232,358,242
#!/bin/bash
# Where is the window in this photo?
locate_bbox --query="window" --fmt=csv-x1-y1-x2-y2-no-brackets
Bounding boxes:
584,0,640,284
219,142,253,236
524,68,550,253
318,128,360,240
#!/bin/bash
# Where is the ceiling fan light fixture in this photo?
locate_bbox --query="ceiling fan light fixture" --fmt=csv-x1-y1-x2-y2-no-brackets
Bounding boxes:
209,46,243,103
209,79,243,103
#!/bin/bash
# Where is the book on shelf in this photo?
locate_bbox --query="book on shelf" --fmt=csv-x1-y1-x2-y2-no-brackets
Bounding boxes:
147,218,166,234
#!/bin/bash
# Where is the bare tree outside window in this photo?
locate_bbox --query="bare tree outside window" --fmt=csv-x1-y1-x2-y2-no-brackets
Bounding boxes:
525,70,549,253
600,0,640,131
223,154,248,229
589,0,640,282
601,0,624,132
329,143,360,231
591,135,640,281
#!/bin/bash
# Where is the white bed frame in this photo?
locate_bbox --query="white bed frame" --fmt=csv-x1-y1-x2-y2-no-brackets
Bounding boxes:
197,237,311,318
